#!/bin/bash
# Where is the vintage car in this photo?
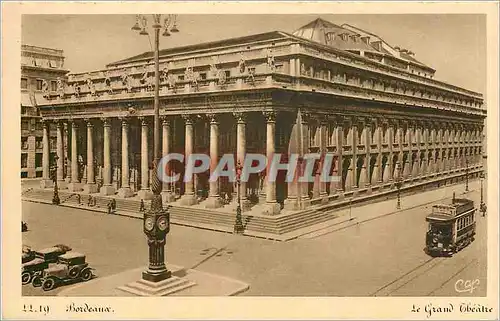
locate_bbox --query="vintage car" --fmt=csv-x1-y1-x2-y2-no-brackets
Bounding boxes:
21,244,72,285
32,252,94,291
22,245,35,264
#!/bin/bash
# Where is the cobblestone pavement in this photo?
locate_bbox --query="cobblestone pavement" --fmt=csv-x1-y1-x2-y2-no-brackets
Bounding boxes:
22,179,487,296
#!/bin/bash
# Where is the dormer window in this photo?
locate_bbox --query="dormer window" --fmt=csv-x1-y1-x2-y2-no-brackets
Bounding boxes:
325,32,335,43
340,33,349,41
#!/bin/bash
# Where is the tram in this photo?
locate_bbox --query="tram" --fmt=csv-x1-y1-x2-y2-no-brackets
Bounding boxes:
424,197,477,257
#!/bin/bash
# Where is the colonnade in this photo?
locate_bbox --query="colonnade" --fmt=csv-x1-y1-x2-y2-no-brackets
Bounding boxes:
39,112,484,214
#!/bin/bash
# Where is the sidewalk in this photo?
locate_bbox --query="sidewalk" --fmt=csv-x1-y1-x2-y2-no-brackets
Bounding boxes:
299,179,482,239
57,263,250,297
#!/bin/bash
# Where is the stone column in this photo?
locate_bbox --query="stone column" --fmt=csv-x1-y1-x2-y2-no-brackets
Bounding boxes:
284,112,300,210
64,123,71,183
299,112,311,209
180,115,197,205
203,114,223,209
351,118,358,189
117,118,133,198
83,119,98,193
336,117,344,195
40,120,54,188
262,111,280,214
55,121,66,189
361,119,370,188
67,121,82,191
138,117,153,200
100,118,115,195
161,117,175,203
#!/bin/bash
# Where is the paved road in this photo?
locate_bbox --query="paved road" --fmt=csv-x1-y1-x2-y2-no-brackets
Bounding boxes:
22,180,487,296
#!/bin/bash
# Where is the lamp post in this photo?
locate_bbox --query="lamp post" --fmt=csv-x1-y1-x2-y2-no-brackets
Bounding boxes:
131,14,179,283
234,161,244,234
480,172,486,216
52,155,60,205
465,157,469,192
395,163,402,210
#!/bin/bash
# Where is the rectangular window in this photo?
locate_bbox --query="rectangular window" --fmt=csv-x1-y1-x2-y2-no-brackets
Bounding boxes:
247,68,256,75
36,137,43,149
35,153,43,167
36,79,43,91
51,80,57,92
21,138,28,149
21,120,29,131
225,70,231,78
199,73,207,80
21,78,28,89
177,75,184,81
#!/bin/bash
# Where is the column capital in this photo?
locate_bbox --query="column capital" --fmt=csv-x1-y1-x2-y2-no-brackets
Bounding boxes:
101,117,111,126
263,110,277,123
85,119,94,128
138,116,149,126
120,117,129,126
160,115,171,126
233,112,247,124
207,113,220,124
182,114,195,125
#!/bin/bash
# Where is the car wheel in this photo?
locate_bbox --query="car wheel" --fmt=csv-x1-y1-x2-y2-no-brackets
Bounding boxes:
32,276,42,287
21,272,32,285
69,267,79,278
42,278,56,291
80,269,92,281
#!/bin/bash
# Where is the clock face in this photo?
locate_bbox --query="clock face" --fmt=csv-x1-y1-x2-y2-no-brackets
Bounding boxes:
144,217,155,231
157,216,168,231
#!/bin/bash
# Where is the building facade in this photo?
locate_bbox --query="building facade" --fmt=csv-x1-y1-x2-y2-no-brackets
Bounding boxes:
36,18,486,218
21,45,68,178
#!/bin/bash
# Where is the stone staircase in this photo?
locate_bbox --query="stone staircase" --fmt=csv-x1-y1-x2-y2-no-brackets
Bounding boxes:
22,168,482,241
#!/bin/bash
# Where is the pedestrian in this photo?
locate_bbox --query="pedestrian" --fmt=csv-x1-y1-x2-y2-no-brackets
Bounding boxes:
88,195,92,207
140,199,145,212
76,194,81,205
111,198,116,212
93,196,97,207
107,201,112,214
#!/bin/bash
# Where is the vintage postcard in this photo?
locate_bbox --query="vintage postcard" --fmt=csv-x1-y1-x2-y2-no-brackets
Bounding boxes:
2,1,499,320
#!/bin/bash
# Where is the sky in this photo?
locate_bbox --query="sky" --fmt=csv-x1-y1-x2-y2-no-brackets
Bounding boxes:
21,14,486,94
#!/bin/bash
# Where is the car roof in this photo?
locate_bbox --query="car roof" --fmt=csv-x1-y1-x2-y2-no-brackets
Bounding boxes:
37,247,63,254
59,252,85,259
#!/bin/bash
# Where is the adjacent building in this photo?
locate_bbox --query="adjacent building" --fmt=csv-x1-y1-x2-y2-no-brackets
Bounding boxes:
21,45,68,178
34,18,486,231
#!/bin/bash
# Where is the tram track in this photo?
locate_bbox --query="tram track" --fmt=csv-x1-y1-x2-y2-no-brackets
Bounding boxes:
370,257,446,296
426,258,479,296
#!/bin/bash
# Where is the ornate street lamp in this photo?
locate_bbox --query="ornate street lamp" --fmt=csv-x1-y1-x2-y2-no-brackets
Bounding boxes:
234,160,244,234
395,163,403,210
132,14,179,283
52,155,60,205
465,157,469,192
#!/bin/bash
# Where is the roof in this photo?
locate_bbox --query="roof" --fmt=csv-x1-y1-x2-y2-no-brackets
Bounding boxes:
37,247,62,254
59,252,85,259
426,213,454,222
107,31,288,67
292,18,379,53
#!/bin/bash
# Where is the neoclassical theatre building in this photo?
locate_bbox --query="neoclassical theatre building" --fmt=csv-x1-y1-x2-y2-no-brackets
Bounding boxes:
35,18,486,234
